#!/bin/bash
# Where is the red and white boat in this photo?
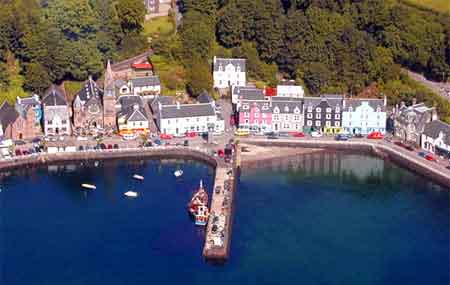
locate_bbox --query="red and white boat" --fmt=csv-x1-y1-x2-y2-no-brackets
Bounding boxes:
188,180,209,226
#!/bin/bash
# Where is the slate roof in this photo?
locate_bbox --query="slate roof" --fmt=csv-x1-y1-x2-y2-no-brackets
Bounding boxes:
0,102,19,132
214,57,246,72
303,95,343,108
117,95,148,122
233,86,265,101
159,103,216,119
344,98,386,112
150,96,175,112
272,99,303,114
423,120,450,145
43,87,67,106
16,95,40,116
131,76,160,87
76,78,102,102
240,100,272,113
198,91,213,103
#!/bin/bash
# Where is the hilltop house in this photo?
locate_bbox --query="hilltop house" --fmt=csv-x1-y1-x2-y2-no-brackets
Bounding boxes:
342,98,387,135
394,102,438,146
155,101,224,136
73,77,104,133
276,81,304,98
213,57,246,89
303,95,343,134
421,120,450,158
117,95,149,137
42,86,71,136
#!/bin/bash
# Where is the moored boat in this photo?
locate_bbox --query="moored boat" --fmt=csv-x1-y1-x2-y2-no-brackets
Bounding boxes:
124,191,138,197
188,180,210,226
133,174,144,180
194,205,209,226
174,169,183,177
81,183,96,190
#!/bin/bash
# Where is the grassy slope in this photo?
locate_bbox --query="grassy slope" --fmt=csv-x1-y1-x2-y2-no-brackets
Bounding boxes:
405,0,450,13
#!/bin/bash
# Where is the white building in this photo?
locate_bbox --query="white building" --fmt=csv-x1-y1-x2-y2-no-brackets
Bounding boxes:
42,87,71,136
155,102,224,136
115,76,161,97
117,95,150,136
342,98,387,135
421,120,450,158
276,82,304,98
213,57,246,89
271,97,304,132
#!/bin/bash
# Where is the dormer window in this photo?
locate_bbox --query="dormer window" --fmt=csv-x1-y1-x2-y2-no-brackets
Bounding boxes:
348,107,353,112
242,104,249,110
254,107,260,113
219,65,223,71
274,107,280,114
262,104,269,111
284,106,289,112
336,106,340,113
307,106,313,112
316,107,321,113
326,108,332,113
237,66,241,72
377,106,381,112
294,107,300,114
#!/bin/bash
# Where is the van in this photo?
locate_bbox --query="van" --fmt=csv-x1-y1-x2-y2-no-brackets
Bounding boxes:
234,129,250,136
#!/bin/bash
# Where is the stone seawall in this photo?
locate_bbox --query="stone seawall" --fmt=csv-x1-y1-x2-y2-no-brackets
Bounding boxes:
0,147,218,172
241,138,450,189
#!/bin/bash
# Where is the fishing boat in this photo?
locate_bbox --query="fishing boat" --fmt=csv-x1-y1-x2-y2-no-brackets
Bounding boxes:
124,191,138,198
133,174,144,180
81,183,96,190
174,169,183,177
187,180,210,226
194,204,209,226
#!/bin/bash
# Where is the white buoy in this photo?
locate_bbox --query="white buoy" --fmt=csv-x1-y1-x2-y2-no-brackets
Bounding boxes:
133,174,144,180
81,184,96,190
124,191,138,198
174,170,183,177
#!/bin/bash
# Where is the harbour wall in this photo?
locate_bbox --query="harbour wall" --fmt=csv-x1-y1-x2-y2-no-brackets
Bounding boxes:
0,147,218,172
240,138,450,189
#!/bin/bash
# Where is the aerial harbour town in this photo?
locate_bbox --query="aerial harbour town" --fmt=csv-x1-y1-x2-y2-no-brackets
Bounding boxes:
0,0,449,284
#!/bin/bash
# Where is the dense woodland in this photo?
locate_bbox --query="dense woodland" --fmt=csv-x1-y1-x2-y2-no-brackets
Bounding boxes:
0,0,449,120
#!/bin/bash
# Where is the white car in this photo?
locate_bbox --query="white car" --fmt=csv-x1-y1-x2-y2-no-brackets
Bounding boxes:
77,136,88,141
311,131,323,138
122,134,137,141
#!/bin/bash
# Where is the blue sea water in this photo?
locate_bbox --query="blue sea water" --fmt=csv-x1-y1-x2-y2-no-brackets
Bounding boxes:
1,153,449,285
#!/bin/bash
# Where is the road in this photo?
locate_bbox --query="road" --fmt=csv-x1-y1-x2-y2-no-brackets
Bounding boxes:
404,69,450,101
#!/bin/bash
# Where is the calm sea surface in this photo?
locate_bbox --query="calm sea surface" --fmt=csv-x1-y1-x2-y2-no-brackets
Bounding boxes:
1,153,449,285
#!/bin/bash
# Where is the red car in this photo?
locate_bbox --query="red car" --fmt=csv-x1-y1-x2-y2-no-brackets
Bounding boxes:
367,132,384,139
425,154,437,162
291,132,305,138
160,134,173,140
218,149,225,158
186,132,196,138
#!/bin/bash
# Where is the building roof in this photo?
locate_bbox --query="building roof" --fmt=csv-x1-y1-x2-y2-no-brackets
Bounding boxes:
233,86,265,101
118,95,148,122
423,120,450,145
16,95,40,114
131,63,152,70
0,102,19,132
159,103,216,119
42,86,67,106
272,99,303,114
344,98,386,112
303,95,343,108
198,91,214,103
241,100,273,114
75,77,103,103
118,95,144,108
131,76,160,87
213,57,246,72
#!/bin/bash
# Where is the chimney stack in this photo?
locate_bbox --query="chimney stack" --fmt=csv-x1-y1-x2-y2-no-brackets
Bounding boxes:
176,101,180,109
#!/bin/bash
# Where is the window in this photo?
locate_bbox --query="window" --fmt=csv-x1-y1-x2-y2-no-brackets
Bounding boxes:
285,115,289,121
254,112,259,118
47,120,52,125
307,120,312,126
326,114,331,119
197,118,200,122
335,107,340,113
315,120,321,127
326,108,332,113
307,106,313,112
307,113,313,119
219,80,222,85
335,121,340,127
284,106,289,112
244,112,249,118
294,115,300,121
140,122,143,126
242,104,249,110
316,107,321,113
273,115,279,121
245,119,249,124
348,107,352,112
186,118,189,122
237,81,239,85
62,120,67,124
335,114,340,119
167,120,170,124
316,113,321,119
262,113,266,118
274,107,280,113
294,107,300,114
326,121,331,127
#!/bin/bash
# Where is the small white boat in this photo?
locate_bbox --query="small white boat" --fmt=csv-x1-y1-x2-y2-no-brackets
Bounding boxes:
124,191,138,198
81,184,96,190
174,169,183,177
133,174,144,180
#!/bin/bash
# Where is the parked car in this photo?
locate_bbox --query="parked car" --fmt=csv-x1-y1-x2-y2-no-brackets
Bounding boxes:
144,141,153,147
107,144,113,149
215,186,222,194
278,132,290,137
122,134,137,141
160,133,173,140
404,144,415,151
22,150,30,155
186,132,196,138
291,132,305,138
183,140,189,147
394,141,405,147
446,165,450,170
113,144,119,149
15,149,22,156
218,149,225,157
425,154,437,162
335,134,350,141
311,131,323,138
154,139,162,146
241,146,250,152
367,131,384,139
14,140,26,145
100,143,106,150
353,133,364,138
77,136,88,141
267,134,279,140
234,129,250,136
418,151,427,157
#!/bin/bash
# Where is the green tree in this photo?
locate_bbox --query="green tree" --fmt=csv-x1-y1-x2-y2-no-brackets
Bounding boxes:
180,11,215,61
116,0,146,34
186,56,212,96
23,62,51,94
217,1,244,47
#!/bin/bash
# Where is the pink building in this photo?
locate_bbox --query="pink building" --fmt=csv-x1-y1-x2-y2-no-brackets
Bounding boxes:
238,100,272,133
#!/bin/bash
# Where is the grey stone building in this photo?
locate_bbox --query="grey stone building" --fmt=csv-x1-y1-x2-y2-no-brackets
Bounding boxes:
42,86,71,136
303,95,344,134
